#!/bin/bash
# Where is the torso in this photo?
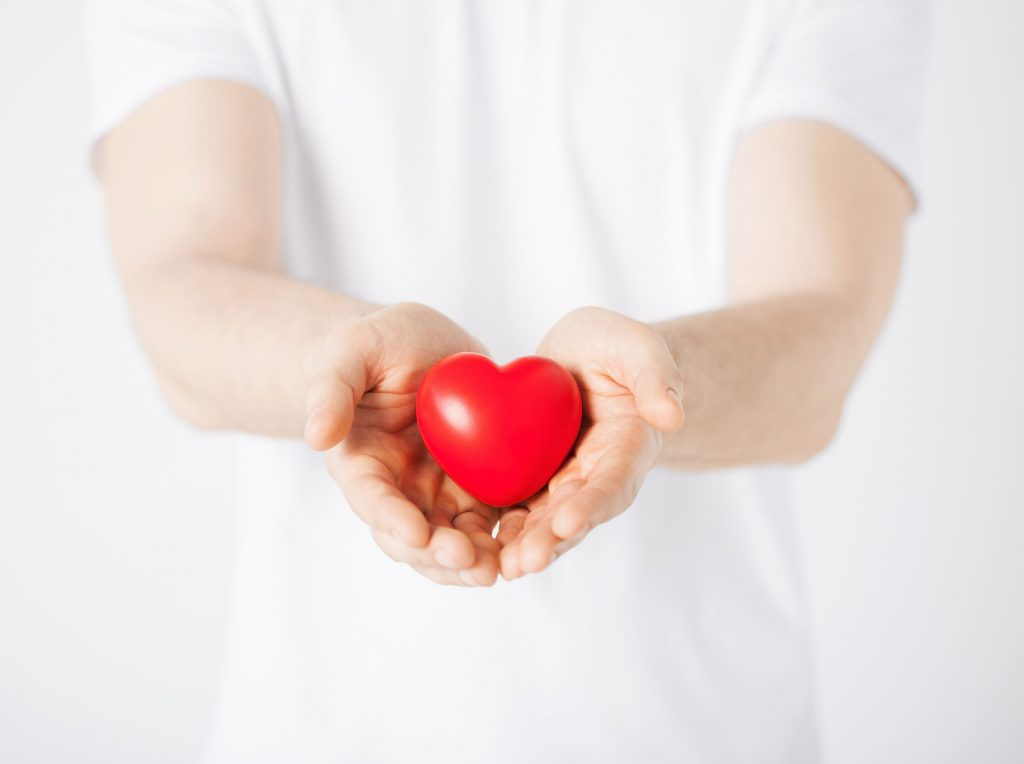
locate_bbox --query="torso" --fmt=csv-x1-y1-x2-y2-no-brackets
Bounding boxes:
207,3,819,762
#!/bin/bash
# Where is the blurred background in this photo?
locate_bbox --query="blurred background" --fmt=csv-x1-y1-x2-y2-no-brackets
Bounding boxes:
1,2,1022,762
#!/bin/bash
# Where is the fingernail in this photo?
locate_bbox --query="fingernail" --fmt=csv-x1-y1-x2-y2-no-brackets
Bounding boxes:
458,569,477,585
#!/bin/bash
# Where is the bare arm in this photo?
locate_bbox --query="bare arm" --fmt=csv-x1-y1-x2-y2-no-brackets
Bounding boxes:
99,79,500,585
501,119,913,577
96,80,378,440
655,119,912,468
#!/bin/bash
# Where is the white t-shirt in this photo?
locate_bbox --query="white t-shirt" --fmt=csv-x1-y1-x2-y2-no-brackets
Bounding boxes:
85,2,930,762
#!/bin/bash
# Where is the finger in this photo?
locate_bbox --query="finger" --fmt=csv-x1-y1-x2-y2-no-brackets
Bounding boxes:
449,505,499,541
498,538,524,581
551,524,591,560
516,480,588,574
372,526,475,571
328,450,431,548
630,360,685,433
430,524,476,569
409,562,474,587
496,508,530,580
495,507,529,548
410,562,465,586
516,511,563,575
423,494,492,569
304,365,367,450
500,482,583,579
387,520,496,587
452,511,500,586
514,521,591,579
550,455,641,539
497,497,545,580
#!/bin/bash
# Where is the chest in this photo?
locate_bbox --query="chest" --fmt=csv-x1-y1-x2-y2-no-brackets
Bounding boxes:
256,0,786,138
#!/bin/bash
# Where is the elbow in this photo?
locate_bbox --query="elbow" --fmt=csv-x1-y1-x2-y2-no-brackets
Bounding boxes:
780,402,844,465
153,371,224,432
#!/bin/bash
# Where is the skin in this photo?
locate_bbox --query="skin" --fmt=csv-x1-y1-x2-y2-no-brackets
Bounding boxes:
96,81,912,585
500,120,912,576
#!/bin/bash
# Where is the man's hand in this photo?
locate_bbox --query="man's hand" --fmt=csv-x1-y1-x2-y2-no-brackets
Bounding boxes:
99,79,911,586
305,302,502,586
497,307,685,579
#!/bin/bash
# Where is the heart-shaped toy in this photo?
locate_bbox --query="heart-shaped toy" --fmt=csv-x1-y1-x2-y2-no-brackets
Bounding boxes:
415,352,583,507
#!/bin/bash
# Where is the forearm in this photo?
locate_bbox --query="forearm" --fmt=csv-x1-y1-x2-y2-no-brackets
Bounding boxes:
653,290,879,470
120,257,378,437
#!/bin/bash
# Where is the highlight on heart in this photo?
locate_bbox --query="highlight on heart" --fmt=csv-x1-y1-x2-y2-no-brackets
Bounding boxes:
415,352,583,507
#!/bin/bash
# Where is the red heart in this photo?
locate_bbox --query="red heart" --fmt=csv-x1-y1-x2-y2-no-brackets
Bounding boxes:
415,352,583,507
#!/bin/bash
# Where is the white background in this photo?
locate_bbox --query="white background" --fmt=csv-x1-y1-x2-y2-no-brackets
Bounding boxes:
1,2,1022,762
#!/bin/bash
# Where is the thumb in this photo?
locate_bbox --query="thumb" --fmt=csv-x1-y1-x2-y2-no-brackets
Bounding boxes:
630,345,685,433
303,352,370,451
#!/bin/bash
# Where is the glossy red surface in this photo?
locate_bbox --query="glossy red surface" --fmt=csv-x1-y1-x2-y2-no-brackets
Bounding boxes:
415,352,583,507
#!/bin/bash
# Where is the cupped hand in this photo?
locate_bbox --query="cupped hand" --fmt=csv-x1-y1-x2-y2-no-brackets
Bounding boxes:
304,302,501,586
498,306,685,580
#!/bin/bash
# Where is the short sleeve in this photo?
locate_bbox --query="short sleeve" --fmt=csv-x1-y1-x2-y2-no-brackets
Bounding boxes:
739,0,933,207
83,0,268,169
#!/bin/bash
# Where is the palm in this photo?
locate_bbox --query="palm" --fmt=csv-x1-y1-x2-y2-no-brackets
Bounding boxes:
315,303,680,585
497,372,661,577
540,380,655,503
496,306,684,580
342,384,499,539
321,311,502,585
